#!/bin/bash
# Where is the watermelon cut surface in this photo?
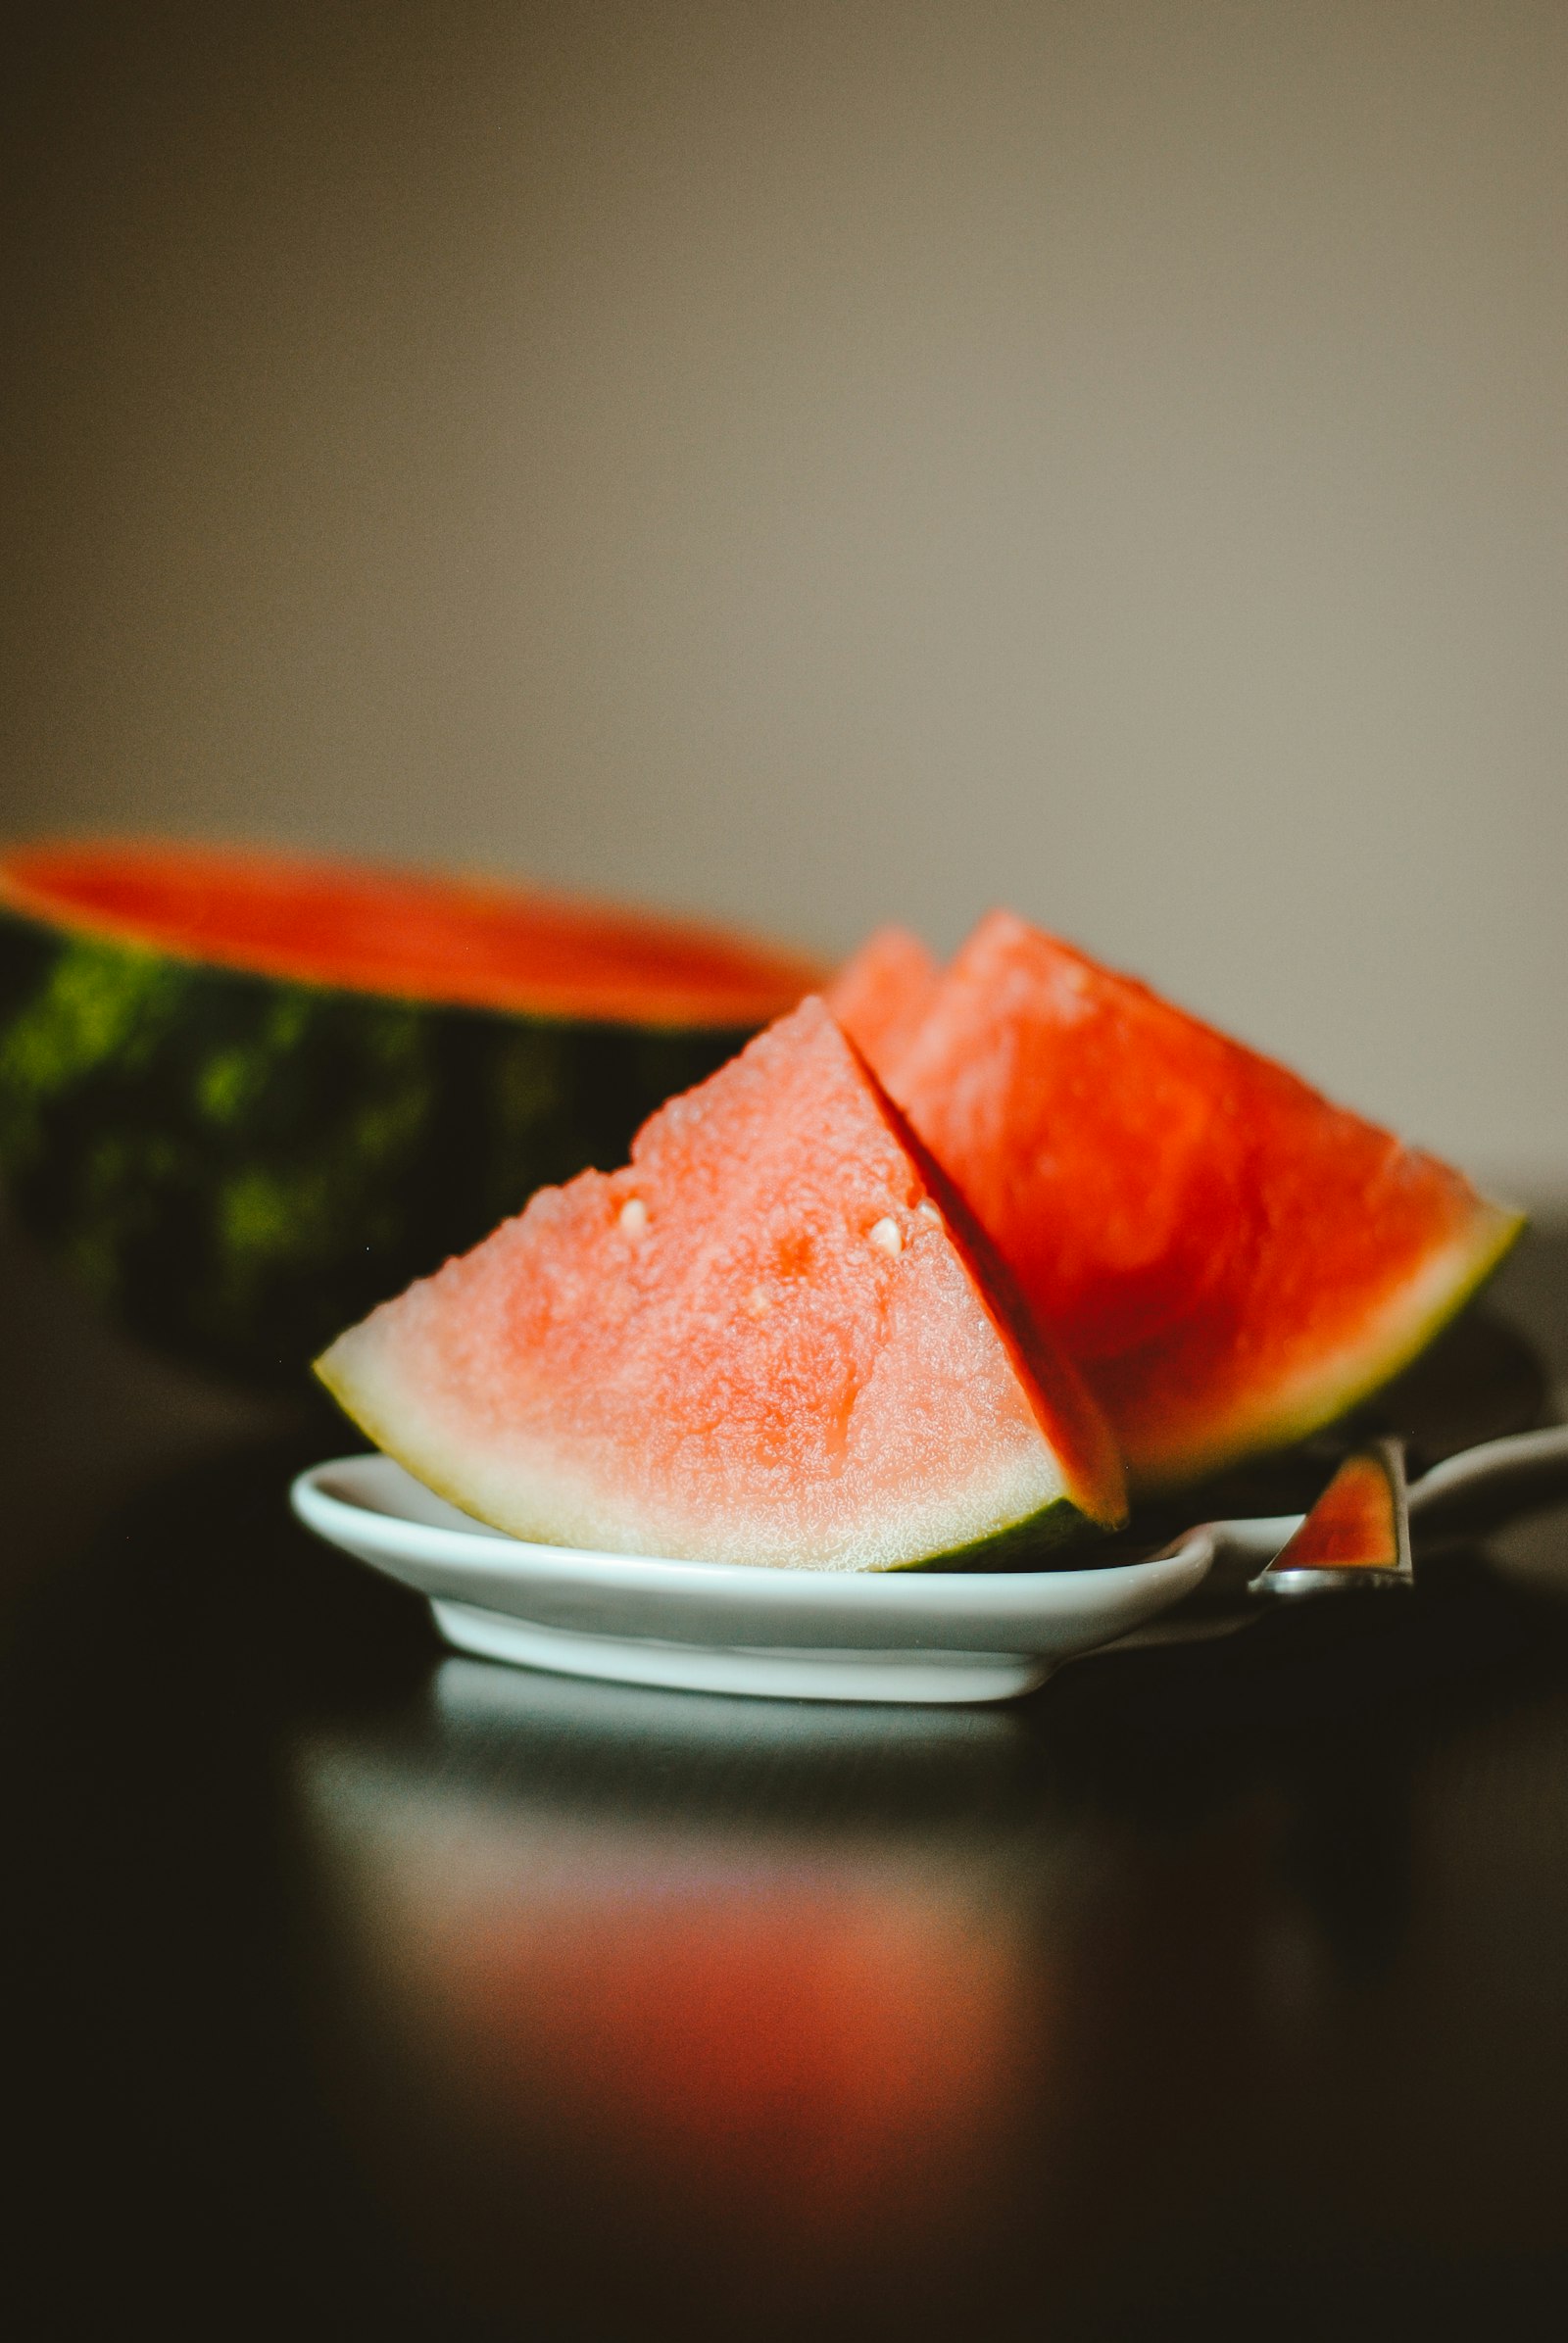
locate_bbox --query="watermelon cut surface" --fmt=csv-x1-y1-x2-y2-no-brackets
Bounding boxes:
867,911,1522,1494
0,839,820,1384
318,998,1125,1570
0,838,819,1025
1268,1446,1407,1576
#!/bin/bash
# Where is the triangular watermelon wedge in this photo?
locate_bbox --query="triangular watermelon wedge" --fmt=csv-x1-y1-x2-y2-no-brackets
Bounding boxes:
866,911,1522,1495
827,926,943,1071
316,998,1126,1570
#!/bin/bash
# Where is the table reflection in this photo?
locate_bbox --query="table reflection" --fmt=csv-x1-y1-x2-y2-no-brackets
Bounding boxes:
298,1563,1544,2334
296,1665,1090,2327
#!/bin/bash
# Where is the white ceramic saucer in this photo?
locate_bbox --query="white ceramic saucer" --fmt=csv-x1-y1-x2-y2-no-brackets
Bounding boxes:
290,1453,1212,1706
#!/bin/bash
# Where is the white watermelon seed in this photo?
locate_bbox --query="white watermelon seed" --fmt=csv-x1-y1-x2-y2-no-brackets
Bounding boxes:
917,1198,942,1223
618,1197,648,1233
869,1216,903,1255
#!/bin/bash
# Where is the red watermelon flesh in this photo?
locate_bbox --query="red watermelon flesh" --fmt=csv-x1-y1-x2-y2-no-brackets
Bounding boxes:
0,837,822,1025
317,997,1125,1569
826,926,943,1071
874,911,1522,1494
1269,1448,1405,1574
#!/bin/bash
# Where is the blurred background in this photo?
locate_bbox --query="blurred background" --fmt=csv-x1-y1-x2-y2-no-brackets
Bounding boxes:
3,0,1564,1197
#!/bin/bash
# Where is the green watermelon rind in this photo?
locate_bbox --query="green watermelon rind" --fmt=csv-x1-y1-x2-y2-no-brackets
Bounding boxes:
894,1493,1105,1572
0,911,759,1389
1126,1198,1527,1495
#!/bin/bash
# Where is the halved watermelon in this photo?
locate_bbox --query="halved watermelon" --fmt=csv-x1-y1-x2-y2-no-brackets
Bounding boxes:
0,838,821,1385
317,998,1126,1569
826,926,942,1071
864,911,1522,1494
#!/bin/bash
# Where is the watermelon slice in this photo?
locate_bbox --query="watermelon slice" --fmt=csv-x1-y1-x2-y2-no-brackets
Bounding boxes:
317,998,1125,1570
826,926,943,1072
866,911,1522,1494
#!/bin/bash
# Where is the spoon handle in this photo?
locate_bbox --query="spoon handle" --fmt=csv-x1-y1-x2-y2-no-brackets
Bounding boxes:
1406,1422,1568,1543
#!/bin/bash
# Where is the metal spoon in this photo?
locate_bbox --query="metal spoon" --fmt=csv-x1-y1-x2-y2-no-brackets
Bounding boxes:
1166,1419,1568,1601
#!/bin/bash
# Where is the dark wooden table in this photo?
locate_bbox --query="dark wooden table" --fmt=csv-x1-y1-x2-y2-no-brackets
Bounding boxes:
6,1221,1568,2342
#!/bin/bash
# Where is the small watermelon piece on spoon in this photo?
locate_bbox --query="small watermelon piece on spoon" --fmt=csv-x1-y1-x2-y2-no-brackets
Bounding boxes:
1251,1440,1412,1596
316,998,1126,1571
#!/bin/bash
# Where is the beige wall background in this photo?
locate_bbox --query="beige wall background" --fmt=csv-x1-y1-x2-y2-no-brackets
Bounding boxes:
3,0,1564,1195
